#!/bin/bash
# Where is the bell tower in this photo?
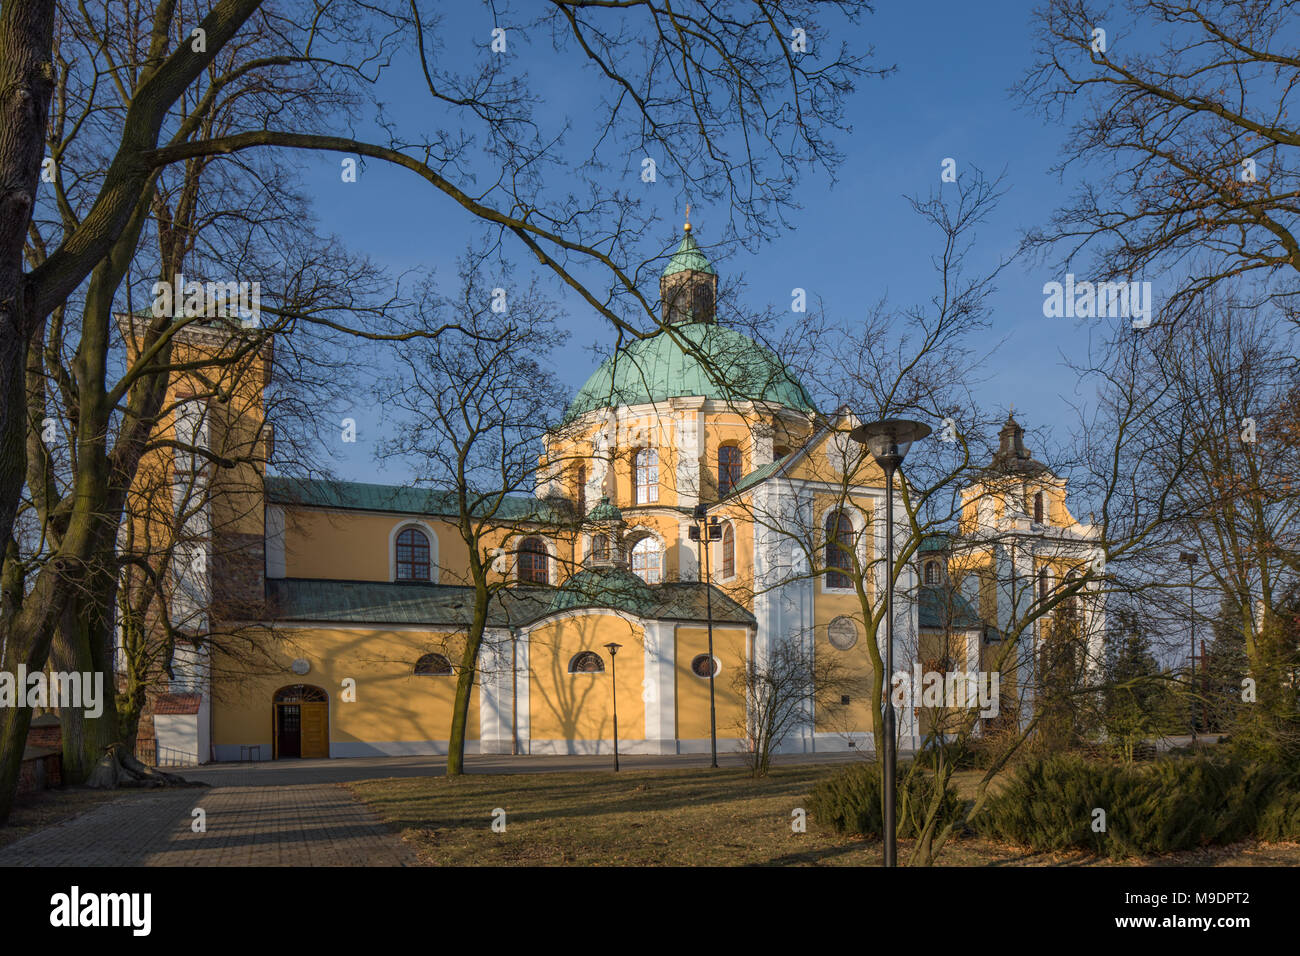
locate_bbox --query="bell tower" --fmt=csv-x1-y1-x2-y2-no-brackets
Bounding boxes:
660,207,718,325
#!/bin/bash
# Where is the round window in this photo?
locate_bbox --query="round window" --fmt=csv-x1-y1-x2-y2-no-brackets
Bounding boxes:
828,616,859,651
690,654,720,678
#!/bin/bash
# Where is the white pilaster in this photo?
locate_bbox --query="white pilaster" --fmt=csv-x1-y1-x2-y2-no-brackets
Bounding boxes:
643,621,678,753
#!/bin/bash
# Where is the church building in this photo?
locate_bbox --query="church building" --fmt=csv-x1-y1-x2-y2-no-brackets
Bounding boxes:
134,222,1105,763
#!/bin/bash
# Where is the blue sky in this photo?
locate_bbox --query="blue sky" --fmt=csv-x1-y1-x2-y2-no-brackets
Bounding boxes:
296,1,1115,485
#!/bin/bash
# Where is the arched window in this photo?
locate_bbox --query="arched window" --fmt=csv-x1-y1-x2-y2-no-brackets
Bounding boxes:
274,684,328,703
518,537,549,584
1038,566,1050,601
631,536,663,584
718,444,742,496
635,448,659,504
1033,491,1044,524
721,523,735,578
692,283,714,323
576,464,586,517
395,527,431,581
924,560,939,585
568,650,605,673
591,534,610,561
414,653,453,676
824,510,854,589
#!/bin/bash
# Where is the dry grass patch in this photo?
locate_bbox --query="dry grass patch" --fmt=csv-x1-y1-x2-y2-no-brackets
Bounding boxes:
346,764,1300,867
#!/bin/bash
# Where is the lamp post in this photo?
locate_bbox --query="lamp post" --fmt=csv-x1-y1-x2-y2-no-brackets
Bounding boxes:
510,626,520,755
689,504,723,768
1179,551,1198,742
849,417,931,868
605,641,623,771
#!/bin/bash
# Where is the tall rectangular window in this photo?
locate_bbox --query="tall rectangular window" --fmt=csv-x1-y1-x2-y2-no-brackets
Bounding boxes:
635,448,659,504
718,445,742,496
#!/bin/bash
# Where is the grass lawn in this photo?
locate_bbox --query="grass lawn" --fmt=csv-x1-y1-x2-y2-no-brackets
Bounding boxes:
346,763,1300,866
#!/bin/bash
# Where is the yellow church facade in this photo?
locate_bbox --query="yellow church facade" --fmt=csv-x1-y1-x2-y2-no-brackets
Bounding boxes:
138,226,1105,763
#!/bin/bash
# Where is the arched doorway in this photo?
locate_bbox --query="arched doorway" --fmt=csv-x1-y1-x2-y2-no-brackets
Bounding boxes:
273,684,330,759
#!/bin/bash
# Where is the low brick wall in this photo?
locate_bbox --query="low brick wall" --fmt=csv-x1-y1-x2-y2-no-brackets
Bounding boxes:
17,747,62,796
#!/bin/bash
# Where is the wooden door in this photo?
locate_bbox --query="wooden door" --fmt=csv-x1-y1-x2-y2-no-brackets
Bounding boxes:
300,702,329,758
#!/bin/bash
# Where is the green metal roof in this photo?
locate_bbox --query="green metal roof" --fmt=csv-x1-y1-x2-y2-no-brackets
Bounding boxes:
547,567,658,616
918,533,950,554
265,476,571,523
728,458,785,498
663,232,716,276
566,322,815,420
266,577,755,628
917,585,983,631
267,579,555,627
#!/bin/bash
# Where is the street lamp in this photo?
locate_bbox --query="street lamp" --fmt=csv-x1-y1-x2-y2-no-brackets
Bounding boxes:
605,641,623,771
1179,551,1198,742
849,417,931,868
688,504,723,768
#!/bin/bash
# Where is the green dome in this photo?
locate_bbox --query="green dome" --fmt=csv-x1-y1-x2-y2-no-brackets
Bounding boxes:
566,322,815,420
664,232,716,276
548,567,658,616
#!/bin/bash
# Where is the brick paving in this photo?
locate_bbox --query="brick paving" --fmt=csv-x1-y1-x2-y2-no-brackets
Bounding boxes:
0,751,864,866
0,783,415,867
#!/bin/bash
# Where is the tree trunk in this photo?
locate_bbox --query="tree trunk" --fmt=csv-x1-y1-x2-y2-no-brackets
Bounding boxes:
51,571,122,785
0,0,56,561
85,741,201,790
446,589,489,777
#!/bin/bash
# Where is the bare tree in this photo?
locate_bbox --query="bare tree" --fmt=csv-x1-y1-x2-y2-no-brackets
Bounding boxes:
733,634,857,776
373,253,577,775
1019,0,1300,316
1,0,880,822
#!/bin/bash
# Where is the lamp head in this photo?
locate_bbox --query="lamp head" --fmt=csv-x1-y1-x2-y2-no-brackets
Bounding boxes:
604,641,622,656
849,418,932,472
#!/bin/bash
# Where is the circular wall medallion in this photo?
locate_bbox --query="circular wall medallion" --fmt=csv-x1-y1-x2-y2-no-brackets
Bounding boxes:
291,658,311,676
828,617,859,651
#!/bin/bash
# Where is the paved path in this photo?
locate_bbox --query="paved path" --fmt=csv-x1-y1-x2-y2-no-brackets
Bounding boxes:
0,751,864,866
0,783,415,866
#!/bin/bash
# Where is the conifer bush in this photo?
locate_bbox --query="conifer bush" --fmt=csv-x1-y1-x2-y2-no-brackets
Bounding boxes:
808,761,963,839
1258,777,1300,842
975,753,1295,857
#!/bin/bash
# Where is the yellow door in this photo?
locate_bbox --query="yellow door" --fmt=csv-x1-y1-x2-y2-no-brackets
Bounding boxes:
300,702,329,758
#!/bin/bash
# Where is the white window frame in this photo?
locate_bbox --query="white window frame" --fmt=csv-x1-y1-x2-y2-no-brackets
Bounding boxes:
388,520,440,583
635,447,659,505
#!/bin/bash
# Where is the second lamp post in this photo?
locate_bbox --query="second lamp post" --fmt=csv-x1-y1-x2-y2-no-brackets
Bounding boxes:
605,641,622,771
849,417,931,868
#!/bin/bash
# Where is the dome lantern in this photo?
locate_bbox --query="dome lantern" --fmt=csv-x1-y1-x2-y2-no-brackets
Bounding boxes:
661,213,718,325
